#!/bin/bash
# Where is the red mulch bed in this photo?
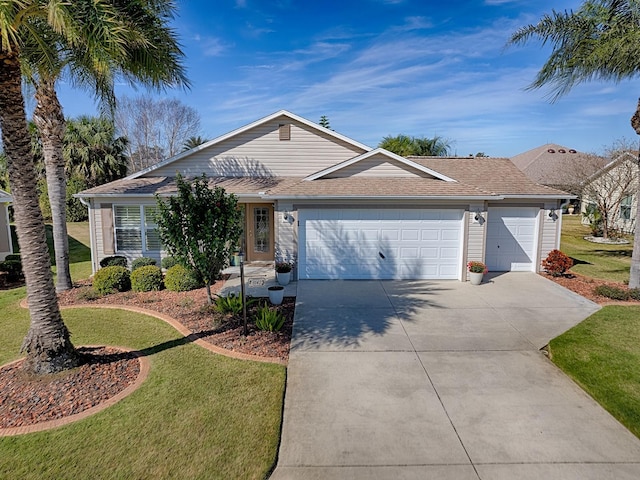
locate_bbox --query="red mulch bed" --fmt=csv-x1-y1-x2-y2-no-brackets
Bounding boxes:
542,272,640,305
0,346,139,429
1,278,293,432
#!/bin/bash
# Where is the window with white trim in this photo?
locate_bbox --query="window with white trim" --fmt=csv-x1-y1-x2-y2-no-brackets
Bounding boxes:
114,205,162,252
620,194,633,220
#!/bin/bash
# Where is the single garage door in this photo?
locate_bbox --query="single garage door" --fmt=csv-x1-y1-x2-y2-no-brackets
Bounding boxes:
485,207,539,272
298,208,463,280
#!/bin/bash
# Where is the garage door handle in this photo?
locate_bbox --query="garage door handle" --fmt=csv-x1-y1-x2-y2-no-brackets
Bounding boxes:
379,252,385,259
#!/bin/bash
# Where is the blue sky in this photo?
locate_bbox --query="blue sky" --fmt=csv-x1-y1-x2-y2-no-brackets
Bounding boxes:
54,0,640,157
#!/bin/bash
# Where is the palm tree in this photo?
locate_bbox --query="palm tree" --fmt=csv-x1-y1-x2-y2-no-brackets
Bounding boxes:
508,0,640,288
379,134,452,156
0,1,187,374
24,0,188,292
182,135,208,152
64,116,129,187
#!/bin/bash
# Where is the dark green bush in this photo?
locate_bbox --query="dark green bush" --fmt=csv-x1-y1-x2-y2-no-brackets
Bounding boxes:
93,266,131,295
4,254,21,262
161,256,180,270
131,265,163,292
99,255,128,268
131,257,157,271
594,285,630,301
630,289,640,301
0,259,23,282
164,264,202,292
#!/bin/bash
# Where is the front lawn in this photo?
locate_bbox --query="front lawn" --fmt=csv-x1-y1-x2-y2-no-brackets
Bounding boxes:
550,306,640,439
560,215,633,283
0,296,286,479
1,221,286,479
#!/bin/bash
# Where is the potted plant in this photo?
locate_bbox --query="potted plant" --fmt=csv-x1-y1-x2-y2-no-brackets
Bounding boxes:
268,285,285,305
275,261,293,285
467,261,488,285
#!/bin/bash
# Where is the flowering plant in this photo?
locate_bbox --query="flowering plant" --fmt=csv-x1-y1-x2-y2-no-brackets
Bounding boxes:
275,261,294,273
467,261,488,274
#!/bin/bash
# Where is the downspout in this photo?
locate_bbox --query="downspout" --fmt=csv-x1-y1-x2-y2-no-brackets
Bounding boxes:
78,197,97,275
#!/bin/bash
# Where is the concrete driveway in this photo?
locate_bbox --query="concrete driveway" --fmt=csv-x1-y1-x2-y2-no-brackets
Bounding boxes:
271,273,640,479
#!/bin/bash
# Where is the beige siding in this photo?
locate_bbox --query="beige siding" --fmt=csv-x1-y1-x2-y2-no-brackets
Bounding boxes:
539,203,560,270
0,203,12,259
274,203,297,264
465,204,487,280
151,117,367,178
326,154,427,178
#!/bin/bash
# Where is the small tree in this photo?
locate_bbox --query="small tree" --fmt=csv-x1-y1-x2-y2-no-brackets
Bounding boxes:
156,174,242,304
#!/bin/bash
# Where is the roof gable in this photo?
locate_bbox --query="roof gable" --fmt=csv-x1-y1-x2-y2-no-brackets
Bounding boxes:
305,148,456,182
126,110,372,180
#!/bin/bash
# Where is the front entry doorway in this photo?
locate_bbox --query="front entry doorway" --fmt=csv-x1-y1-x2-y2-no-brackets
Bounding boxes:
243,203,274,262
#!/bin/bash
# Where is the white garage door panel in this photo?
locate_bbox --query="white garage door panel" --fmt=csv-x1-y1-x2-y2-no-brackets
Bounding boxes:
486,207,539,272
299,208,463,280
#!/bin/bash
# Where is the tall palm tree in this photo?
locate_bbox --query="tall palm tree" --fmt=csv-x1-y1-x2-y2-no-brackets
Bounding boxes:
24,0,188,292
64,116,129,187
508,0,640,288
379,134,452,156
0,1,187,374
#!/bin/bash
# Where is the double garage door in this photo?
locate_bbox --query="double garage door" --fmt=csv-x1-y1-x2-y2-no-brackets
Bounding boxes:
298,208,463,280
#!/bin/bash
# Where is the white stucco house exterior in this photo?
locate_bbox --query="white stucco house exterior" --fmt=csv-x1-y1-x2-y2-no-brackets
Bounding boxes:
0,189,13,261
77,110,572,281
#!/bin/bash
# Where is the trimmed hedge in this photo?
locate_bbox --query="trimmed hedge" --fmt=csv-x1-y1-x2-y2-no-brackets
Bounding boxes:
161,256,181,270
93,266,131,295
164,264,202,292
0,259,23,282
99,255,128,268
131,265,163,292
131,257,157,271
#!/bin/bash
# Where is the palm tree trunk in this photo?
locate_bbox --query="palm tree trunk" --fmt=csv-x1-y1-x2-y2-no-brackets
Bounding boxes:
33,77,73,292
629,99,640,288
0,52,79,374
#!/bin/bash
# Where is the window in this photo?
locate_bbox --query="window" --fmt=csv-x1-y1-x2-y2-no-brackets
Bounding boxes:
114,205,162,252
620,195,633,220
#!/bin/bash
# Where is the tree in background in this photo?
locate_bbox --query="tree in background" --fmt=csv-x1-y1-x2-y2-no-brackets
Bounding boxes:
508,0,640,288
116,95,201,172
182,135,208,151
156,174,243,305
319,115,332,130
379,134,452,156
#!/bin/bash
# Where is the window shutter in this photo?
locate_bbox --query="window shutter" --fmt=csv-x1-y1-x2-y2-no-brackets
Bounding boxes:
101,203,115,255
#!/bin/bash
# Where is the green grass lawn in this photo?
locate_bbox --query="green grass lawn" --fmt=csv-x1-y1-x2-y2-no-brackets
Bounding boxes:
1,223,286,479
560,215,633,283
550,306,640,438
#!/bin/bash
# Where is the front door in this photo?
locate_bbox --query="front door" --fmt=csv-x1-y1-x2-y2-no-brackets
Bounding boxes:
245,203,274,262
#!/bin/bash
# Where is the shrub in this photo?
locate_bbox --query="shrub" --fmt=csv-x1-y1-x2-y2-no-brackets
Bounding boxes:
161,256,180,270
254,303,285,332
164,264,203,292
4,254,21,262
214,292,244,315
542,249,573,277
275,261,293,273
0,259,23,282
99,255,128,268
131,257,157,271
594,285,630,301
630,289,640,301
93,266,131,295
131,265,164,292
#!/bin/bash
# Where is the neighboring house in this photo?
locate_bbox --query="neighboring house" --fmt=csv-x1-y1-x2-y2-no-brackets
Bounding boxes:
511,143,608,193
580,151,638,234
0,189,13,261
77,110,572,281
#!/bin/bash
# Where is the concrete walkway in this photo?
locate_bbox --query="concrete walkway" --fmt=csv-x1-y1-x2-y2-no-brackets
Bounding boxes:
271,273,640,479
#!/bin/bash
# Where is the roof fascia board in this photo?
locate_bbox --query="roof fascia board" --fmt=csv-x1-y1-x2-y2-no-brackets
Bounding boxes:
305,148,457,182
263,194,499,201
125,110,373,180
